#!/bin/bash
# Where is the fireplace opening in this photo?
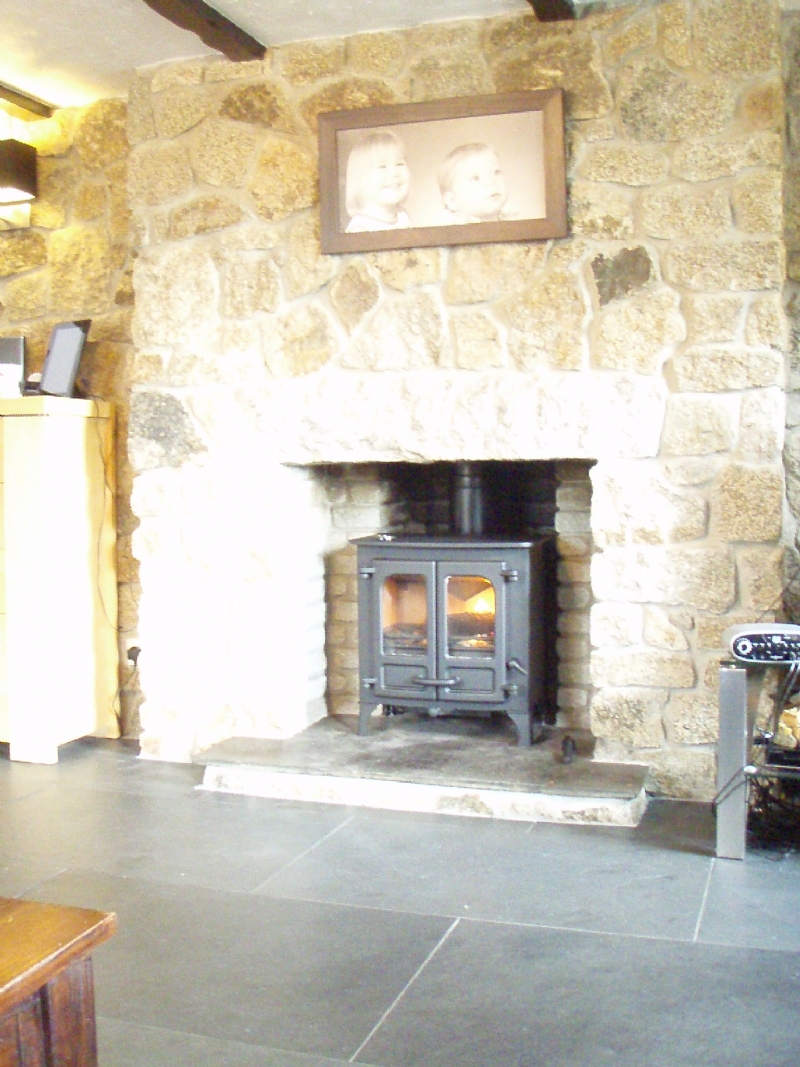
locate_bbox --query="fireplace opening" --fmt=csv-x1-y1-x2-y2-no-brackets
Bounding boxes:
313,459,594,743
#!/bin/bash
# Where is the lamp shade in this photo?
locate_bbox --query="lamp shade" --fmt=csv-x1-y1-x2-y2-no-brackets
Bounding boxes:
0,139,37,204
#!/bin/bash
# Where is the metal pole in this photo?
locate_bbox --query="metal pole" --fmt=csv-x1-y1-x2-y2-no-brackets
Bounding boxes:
716,661,749,860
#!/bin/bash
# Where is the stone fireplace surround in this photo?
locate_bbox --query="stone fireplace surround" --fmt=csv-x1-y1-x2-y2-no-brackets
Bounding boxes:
124,1,789,802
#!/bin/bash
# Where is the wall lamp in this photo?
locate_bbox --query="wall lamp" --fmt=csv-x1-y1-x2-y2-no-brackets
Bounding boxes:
0,139,37,205
0,82,51,227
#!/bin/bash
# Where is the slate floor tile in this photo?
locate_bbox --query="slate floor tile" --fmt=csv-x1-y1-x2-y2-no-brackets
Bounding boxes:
97,1018,357,1067
0,782,352,893
29,869,452,1061
259,809,712,939
358,919,800,1067
698,850,800,951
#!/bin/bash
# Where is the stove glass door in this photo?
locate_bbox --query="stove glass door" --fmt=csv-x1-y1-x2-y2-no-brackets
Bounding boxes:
438,561,506,703
373,559,436,697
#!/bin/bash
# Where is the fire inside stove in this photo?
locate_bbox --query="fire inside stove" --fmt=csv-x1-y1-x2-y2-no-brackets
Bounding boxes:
382,574,496,657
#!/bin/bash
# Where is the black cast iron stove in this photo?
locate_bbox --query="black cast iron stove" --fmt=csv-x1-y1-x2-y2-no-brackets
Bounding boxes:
352,464,556,746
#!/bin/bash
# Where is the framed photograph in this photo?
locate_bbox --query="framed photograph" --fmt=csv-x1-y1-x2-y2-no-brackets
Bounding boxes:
318,89,566,255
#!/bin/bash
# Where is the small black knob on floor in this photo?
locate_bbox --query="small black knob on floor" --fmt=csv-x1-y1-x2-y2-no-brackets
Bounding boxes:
561,735,576,764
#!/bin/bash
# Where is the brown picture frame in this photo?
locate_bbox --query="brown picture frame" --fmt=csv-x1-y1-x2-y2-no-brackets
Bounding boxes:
318,89,567,255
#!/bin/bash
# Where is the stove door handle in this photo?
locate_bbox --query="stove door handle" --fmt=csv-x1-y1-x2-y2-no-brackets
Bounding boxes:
411,675,463,688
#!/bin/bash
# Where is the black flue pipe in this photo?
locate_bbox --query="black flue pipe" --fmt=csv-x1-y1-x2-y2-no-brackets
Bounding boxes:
452,462,485,537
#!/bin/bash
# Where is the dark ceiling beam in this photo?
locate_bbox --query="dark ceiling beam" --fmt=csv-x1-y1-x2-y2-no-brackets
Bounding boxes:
0,82,53,119
527,0,579,20
141,0,266,61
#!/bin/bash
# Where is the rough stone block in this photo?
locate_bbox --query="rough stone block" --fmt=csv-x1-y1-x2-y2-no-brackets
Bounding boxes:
739,388,783,460
135,245,218,347
639,185,730,240
342,291,447,371
645,748,716,801
330,261,380,332
128,391,207,471
0,231,47,277
278,40,346,84
265,304,333,377
732,171,782,234
591,648,695,688
683,294,745,344
738,545,784,610
129,144,194,206
73,181,108,222
672,134,781,181
592,546,736,613
223,255,280,318
153,87,212,139
369,248,442,291
74,99,129,169
711,464,782,542
219,82,296,134
667,691,719,745
445,244,546,304
248,140,317,222
589,246,654,307
591,689,665,747
618,58,732,143
739,79,782,134
643,606,689,651
170,197,243,240
590,603,643,647
657,2,692,67
191,119,261,187
3,273,47,319
490,31,612,120
581,144,668,185
661,395,735,456
49,226,111,314
664,239,784,292
603,15,655,67
669,346,782,391
452,312,503,370
346,31,407,76
592,467,707,547
695,0,779,76
568,181,634,240
506,268,585,370
300,79,397,134
284,213,339,299
593,288,684,373
411,53,491,101
745,292,786,348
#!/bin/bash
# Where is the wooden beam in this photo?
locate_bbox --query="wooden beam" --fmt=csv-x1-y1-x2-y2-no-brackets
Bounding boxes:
527,0,579,21
0,82,53,119
141,0,266,61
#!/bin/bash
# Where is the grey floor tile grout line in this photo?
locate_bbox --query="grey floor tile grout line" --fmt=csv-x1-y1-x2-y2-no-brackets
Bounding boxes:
247,889,708,947
12,867,69,901
693,856,716,943
348,917,461,1064
251,814,356,891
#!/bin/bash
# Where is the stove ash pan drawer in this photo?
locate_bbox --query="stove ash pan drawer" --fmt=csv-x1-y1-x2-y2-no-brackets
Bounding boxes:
381,665,499,696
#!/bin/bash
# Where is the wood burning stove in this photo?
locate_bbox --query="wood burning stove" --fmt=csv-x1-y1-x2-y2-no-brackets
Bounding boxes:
352,463,557,746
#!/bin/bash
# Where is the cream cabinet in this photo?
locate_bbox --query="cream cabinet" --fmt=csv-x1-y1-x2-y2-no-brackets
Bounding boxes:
0,398,119,763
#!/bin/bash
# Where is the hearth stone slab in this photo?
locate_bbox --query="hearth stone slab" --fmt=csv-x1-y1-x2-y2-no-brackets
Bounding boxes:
195,715,648,826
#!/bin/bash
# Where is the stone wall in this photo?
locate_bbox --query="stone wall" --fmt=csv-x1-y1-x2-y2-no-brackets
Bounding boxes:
0,102,142,734
126,0,787,798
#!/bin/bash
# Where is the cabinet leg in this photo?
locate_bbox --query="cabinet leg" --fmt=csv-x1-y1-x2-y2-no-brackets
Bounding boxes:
509,713,531,747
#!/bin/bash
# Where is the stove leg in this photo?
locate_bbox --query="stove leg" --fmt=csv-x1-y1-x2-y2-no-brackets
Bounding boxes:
509,712,531,747
358,702,376,736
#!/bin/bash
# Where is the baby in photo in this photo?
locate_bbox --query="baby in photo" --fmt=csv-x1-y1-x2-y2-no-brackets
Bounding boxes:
438,142,509,224
344,129,411,233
